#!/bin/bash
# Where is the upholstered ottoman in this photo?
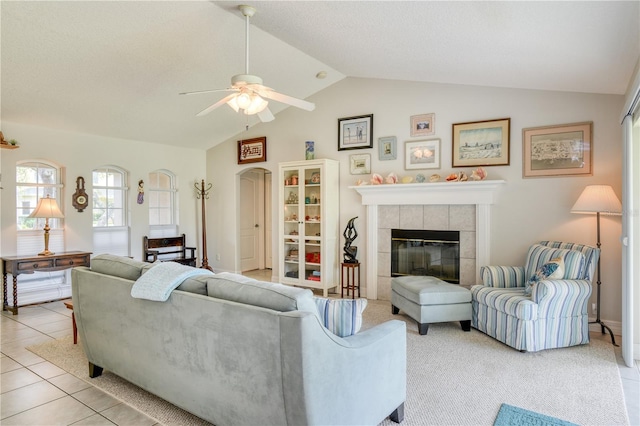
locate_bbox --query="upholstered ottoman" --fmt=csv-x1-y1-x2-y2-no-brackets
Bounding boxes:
391,276,471,335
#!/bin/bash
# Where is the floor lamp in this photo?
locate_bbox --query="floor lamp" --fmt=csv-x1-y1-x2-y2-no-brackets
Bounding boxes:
571,185,622,346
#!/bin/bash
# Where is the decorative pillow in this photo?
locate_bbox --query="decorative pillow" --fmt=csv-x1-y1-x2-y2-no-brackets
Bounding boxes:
525,244,585,280
313,297,368,337
524,257,565,296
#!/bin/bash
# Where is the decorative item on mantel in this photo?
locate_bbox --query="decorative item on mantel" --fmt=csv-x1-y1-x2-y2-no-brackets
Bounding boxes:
343,217,358,263
385,172,398,184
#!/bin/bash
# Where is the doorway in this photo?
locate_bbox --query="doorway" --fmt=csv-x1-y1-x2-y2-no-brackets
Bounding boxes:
239,168,272,273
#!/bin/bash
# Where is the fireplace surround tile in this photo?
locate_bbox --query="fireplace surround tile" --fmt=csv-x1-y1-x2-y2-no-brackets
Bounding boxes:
460,231,476,258
378,228,391,253
423,205,450,230
399,205,424,229
450,205,476,231
379,205,400,229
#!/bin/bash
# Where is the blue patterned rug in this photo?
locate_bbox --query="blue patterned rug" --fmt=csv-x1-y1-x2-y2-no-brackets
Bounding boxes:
494,404,579,426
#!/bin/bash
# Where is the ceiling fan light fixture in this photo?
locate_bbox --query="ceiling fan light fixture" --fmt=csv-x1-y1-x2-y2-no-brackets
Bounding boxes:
227,96,240,112
245,94,268,114
235,92,252,109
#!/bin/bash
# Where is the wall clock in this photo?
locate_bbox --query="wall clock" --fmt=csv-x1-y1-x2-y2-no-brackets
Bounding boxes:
72,176,89,212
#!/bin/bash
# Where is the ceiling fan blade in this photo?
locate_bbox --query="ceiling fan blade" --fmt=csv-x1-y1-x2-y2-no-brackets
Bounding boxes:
257,107,275,122
259,89,316,111
179,88,237,96
196,93,238,117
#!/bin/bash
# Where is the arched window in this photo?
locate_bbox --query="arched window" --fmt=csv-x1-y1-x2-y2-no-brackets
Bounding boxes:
16,160,64,255
92,166,129,256
148,169,177,237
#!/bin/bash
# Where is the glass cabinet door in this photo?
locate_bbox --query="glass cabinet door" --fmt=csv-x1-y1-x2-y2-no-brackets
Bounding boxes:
282,169,300,280
303,166,321,283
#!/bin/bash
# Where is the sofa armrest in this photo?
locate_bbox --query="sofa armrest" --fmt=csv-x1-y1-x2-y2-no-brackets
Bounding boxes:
532,279,592,317
480,266,526,288
279,311,406,425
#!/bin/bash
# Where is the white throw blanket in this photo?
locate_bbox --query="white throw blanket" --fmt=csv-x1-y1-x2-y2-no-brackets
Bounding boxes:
131,262,214,301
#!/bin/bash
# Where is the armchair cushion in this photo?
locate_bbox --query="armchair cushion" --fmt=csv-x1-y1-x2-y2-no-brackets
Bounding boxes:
524,257,564,296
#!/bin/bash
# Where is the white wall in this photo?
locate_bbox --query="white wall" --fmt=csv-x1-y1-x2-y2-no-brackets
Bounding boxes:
207,77,625,328
0,122,206,261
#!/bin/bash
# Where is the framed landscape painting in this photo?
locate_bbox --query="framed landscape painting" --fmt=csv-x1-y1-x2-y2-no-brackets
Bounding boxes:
522,122,593,178
452,118,510,167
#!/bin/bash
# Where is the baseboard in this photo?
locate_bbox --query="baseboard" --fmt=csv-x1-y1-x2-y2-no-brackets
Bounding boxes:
635,343,640,362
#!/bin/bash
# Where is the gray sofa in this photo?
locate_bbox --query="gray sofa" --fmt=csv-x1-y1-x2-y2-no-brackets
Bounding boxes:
71,254,406,425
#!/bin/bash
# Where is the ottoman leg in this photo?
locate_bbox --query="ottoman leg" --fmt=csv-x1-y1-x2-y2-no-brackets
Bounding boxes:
418,322,429,335
460,320,471,332
392,304,399,315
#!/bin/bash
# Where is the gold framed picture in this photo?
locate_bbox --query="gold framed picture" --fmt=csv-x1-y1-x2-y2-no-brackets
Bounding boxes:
452,118,510,167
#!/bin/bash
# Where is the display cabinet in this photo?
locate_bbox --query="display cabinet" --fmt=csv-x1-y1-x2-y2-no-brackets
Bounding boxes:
278,159,339,296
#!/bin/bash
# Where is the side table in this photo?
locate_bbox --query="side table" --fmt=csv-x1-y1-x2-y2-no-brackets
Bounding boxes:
341,262,361,299
64,300,77,344
2,251,91,315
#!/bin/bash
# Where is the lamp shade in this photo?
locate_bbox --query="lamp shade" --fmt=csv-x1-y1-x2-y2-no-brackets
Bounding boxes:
29,195,65,219
571,185,622,215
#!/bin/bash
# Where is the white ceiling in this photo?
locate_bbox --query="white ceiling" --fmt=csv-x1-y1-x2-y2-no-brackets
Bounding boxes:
2,1,638,150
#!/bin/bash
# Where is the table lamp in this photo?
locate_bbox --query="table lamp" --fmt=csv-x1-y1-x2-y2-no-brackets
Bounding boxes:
571,184,621,346
28,194,65,256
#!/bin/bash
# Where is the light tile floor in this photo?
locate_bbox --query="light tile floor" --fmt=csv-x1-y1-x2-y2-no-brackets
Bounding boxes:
1,270,639,425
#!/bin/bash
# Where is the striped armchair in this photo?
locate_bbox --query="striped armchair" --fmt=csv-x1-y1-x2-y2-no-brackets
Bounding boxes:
471,241,599,352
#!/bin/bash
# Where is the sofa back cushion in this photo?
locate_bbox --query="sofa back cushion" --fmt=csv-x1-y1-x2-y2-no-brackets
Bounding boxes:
206,272,320,319
91,254,146,281
524,245,585,281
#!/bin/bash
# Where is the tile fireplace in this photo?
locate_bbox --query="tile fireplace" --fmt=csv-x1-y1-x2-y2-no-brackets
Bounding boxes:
350,180,505,300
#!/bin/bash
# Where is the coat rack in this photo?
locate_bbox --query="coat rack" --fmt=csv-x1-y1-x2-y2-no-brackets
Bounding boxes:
194,179,214,271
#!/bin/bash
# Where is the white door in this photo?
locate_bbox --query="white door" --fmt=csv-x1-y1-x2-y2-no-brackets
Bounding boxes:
264,172,273,269
240,169,264,272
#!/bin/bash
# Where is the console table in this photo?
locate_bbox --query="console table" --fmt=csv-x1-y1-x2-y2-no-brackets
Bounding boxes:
2,251,91,315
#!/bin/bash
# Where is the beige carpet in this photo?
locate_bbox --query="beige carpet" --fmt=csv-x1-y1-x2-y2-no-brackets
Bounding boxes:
28,300,629,426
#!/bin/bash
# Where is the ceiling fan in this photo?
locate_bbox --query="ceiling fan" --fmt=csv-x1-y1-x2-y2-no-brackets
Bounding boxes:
179,4,315,123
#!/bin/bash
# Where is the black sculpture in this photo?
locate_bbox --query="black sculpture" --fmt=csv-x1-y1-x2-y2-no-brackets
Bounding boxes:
343,216,358,263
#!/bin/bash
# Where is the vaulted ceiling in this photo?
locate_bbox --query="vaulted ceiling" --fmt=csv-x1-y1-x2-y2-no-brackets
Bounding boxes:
2,1,638,150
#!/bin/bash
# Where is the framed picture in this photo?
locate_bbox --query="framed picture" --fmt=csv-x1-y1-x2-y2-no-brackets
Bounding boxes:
452,118,510,167
238,137,266,164
350,154,371,175
378,136,397,160
405,139,440,170
522,121,593,178
410,113,435,137
338,114,373,150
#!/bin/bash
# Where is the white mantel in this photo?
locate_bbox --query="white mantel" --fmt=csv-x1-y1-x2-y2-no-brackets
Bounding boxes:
349,180,505,299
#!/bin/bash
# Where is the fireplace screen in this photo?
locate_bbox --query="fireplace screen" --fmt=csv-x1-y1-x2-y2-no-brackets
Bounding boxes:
391,229,460,284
